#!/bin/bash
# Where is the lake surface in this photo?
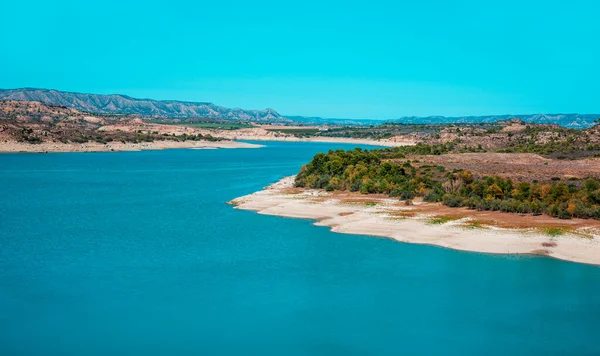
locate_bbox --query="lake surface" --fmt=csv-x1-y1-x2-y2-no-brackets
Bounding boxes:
1,142,600,355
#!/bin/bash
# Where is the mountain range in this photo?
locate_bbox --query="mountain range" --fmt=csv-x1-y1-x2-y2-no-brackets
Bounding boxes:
387,114,599,129
1,88,598,128
0,88,289,123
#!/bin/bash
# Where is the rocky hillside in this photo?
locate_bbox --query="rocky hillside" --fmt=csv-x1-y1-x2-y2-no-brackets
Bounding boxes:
425,119,600,158
0,100,225,145
0,88,290,123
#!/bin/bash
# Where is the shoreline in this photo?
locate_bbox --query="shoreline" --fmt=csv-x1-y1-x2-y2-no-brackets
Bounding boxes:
229,176,600,266
0,140,262,153
0,136,412,153
97,122,416,148
226,135,415,147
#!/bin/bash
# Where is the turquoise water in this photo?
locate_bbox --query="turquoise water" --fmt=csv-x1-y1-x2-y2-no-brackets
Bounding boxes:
1,142,600,355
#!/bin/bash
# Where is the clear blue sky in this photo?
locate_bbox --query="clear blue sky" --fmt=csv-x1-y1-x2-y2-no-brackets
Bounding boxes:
1,0,598,118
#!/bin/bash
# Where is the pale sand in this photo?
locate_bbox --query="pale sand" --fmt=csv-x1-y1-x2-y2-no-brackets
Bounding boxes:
230,176,600,266
226,134,415,147
98,123,415,147
0,140,262,153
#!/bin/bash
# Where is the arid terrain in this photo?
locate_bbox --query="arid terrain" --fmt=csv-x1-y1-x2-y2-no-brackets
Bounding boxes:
230,176,600,265
403,153,600,182
0,100,237,150
313,118,600,158
0,100,266,152
0,100,414,152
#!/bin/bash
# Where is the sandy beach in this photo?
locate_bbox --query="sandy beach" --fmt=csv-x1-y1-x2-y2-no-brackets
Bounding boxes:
222,128,415,147
0,140,262,153
230,176,600,266
96,122,416,148
227,134,415,147
0,131,412,153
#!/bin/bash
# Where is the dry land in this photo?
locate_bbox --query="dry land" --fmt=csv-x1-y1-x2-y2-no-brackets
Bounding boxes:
407,153,600,182
230,176,600,266
0,140,261,153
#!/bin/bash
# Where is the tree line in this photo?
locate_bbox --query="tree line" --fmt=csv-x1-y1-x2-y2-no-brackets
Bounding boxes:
295,148,600,220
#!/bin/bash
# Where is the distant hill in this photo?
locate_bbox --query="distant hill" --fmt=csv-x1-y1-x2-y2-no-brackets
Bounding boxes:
1,88,597,128
289,114,600,129
0,88,290,123
388,114,600,129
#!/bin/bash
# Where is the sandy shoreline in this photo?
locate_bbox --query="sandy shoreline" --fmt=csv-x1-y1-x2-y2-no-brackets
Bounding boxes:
230,176,600,266
0,135,411,153
0,140,262,153
226,135,414,147
96,122,416,148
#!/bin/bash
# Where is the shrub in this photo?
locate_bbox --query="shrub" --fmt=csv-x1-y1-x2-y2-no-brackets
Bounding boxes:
443,194,464,207
399,190,414,200
557,209,572,220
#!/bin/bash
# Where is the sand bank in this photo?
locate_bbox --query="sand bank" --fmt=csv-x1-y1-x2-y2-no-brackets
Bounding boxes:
226,134,414,147
0,140,262,153
97,123,415,147
230,176,600,266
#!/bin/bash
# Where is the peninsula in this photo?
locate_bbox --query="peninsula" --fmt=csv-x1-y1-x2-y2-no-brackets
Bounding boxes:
231,119,600,265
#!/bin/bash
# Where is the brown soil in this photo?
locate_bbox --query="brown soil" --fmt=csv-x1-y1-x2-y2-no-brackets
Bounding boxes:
410,153,600,182
315,189,600,231
338,212,356,216
411,203,600,230
280,188,306,195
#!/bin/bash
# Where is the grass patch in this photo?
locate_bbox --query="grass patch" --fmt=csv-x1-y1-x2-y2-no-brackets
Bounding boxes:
364,202,377,207
463,221,485,229
542,227,569,237
265,128,320,136
428,216,455,225
147,121,254,130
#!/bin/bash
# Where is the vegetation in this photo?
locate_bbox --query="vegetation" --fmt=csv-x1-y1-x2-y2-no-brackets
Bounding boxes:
372,142,482,158
275,119,600,159
147,120,254,130
1,101,231,145
491,125,600,158
265,128,321,137
466,221,483,229
542,227,568,237
428,216,455,224
14,127,225,145
295,148,600,220
316,123,443,140
19,128,43,144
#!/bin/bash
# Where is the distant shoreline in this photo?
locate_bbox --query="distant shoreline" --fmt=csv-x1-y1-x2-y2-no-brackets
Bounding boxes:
0,140,262,153
0,136,413,153
229,176,600,266
226,135,414,147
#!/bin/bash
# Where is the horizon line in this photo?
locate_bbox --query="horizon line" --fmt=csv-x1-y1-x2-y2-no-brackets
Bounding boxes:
2,87,600,120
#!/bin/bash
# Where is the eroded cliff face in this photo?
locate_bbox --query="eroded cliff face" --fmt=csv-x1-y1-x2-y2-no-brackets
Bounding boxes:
0,88,290,122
